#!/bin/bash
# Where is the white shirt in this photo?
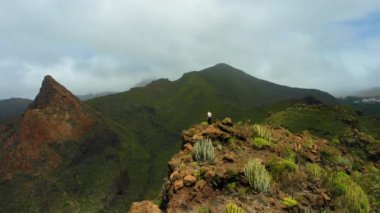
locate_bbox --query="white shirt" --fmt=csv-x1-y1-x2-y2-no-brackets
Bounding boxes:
207,112,212,118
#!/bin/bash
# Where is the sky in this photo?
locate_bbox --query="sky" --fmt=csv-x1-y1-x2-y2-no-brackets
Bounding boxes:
1,0,380,99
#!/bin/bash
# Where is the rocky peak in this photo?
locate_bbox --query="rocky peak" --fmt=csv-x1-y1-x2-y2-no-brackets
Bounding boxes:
0,75,95,177
30,75,81,110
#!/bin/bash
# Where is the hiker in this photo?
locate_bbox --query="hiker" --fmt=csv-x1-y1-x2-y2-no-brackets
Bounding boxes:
207,111,212,125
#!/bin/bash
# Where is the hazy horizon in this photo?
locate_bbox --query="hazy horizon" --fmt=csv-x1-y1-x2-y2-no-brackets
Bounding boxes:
1,1,380,99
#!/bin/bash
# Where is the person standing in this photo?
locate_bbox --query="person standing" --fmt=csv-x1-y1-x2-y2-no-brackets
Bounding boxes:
207,111,212,125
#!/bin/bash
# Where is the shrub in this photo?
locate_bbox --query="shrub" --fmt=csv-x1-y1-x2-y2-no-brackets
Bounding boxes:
251,137,271,149
331,171,370,212
331,138,340,145
305,163,325,179
227,182,237,192
334,156,352,169
226,203,246,213
253,124,272,141
244,158,271,192
194,138,215,162
268,158,298,178
282,197,297,207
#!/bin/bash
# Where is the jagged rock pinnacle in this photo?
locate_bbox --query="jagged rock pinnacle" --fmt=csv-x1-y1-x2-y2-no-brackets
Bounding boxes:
30,75,81,109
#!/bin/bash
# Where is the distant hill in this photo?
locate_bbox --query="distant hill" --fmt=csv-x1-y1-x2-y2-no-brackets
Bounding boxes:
76,91,116,101
354,87,380,97
0,98,32,120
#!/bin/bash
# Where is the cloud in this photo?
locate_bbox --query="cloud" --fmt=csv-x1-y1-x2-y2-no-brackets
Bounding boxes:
1,0,380,98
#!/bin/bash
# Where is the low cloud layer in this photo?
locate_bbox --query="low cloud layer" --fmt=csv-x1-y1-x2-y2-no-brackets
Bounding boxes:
1,0,380,99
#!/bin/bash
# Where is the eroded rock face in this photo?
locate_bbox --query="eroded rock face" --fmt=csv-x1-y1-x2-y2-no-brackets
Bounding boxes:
0,75,95,177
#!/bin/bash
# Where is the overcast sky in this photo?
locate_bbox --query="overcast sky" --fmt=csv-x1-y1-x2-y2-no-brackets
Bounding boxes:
1,0,380,99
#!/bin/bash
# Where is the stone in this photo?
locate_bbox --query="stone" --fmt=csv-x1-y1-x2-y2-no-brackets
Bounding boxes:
205,170,216,182
174,180,184,190
223,153,235,162
195,180,206,191
183,143,193,151
170,171,180,181
183,175,197,186
130,201,162,213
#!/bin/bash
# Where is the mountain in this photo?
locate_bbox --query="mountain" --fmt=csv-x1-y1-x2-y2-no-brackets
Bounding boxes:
0,98,32,121
0,76,150,212
85,63,338,205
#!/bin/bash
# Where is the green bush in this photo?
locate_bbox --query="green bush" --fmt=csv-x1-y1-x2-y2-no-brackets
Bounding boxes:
268,158,298,178
334,156,352,169
282,197,297,207
251,137,271,149
331,171,370,212
244,158,271,192
253,124,272,141
305,163,325,179
194,138,215,162
226,203,246,213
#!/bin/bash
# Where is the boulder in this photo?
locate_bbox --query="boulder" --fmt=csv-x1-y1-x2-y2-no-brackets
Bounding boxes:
183,175,197,186
130,201,161,213
174,180,184,190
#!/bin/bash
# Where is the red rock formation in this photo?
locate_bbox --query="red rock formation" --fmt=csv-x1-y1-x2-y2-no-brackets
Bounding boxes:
0,75,95,178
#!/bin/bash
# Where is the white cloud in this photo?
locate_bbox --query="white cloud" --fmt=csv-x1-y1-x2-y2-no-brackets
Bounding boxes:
0,0,380,98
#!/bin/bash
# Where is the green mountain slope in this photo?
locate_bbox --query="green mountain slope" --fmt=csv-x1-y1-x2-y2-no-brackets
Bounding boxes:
86,63,338,205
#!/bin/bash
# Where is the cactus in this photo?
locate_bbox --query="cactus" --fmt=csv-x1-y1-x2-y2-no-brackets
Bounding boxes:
244,158,271,192
194,138,215,162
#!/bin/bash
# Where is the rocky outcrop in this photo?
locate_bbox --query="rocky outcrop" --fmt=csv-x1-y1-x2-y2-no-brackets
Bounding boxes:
0,75,95,178
160,121,345,212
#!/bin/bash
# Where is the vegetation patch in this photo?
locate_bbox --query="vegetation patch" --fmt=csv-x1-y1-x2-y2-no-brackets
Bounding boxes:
282,197,297,207
251,137,271,149
194,138,215,163
253,124,272,141
331,171,370,212
268,158,298,178
244,158,271,193
226,202,246,213
305,163,325,179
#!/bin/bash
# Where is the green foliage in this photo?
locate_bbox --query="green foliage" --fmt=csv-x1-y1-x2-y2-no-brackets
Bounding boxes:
282,197,298,207
253,124,272,141
331,172,370,212
201,121,208,126
194,138,215,162
305,163,325,179
303,138,314,149
251,137,271,149
198,206,210,213
227,182,237,192
268,158,298,178
334,156,352,169
331,138,340,145
244,158,271,192
226,203,246,213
